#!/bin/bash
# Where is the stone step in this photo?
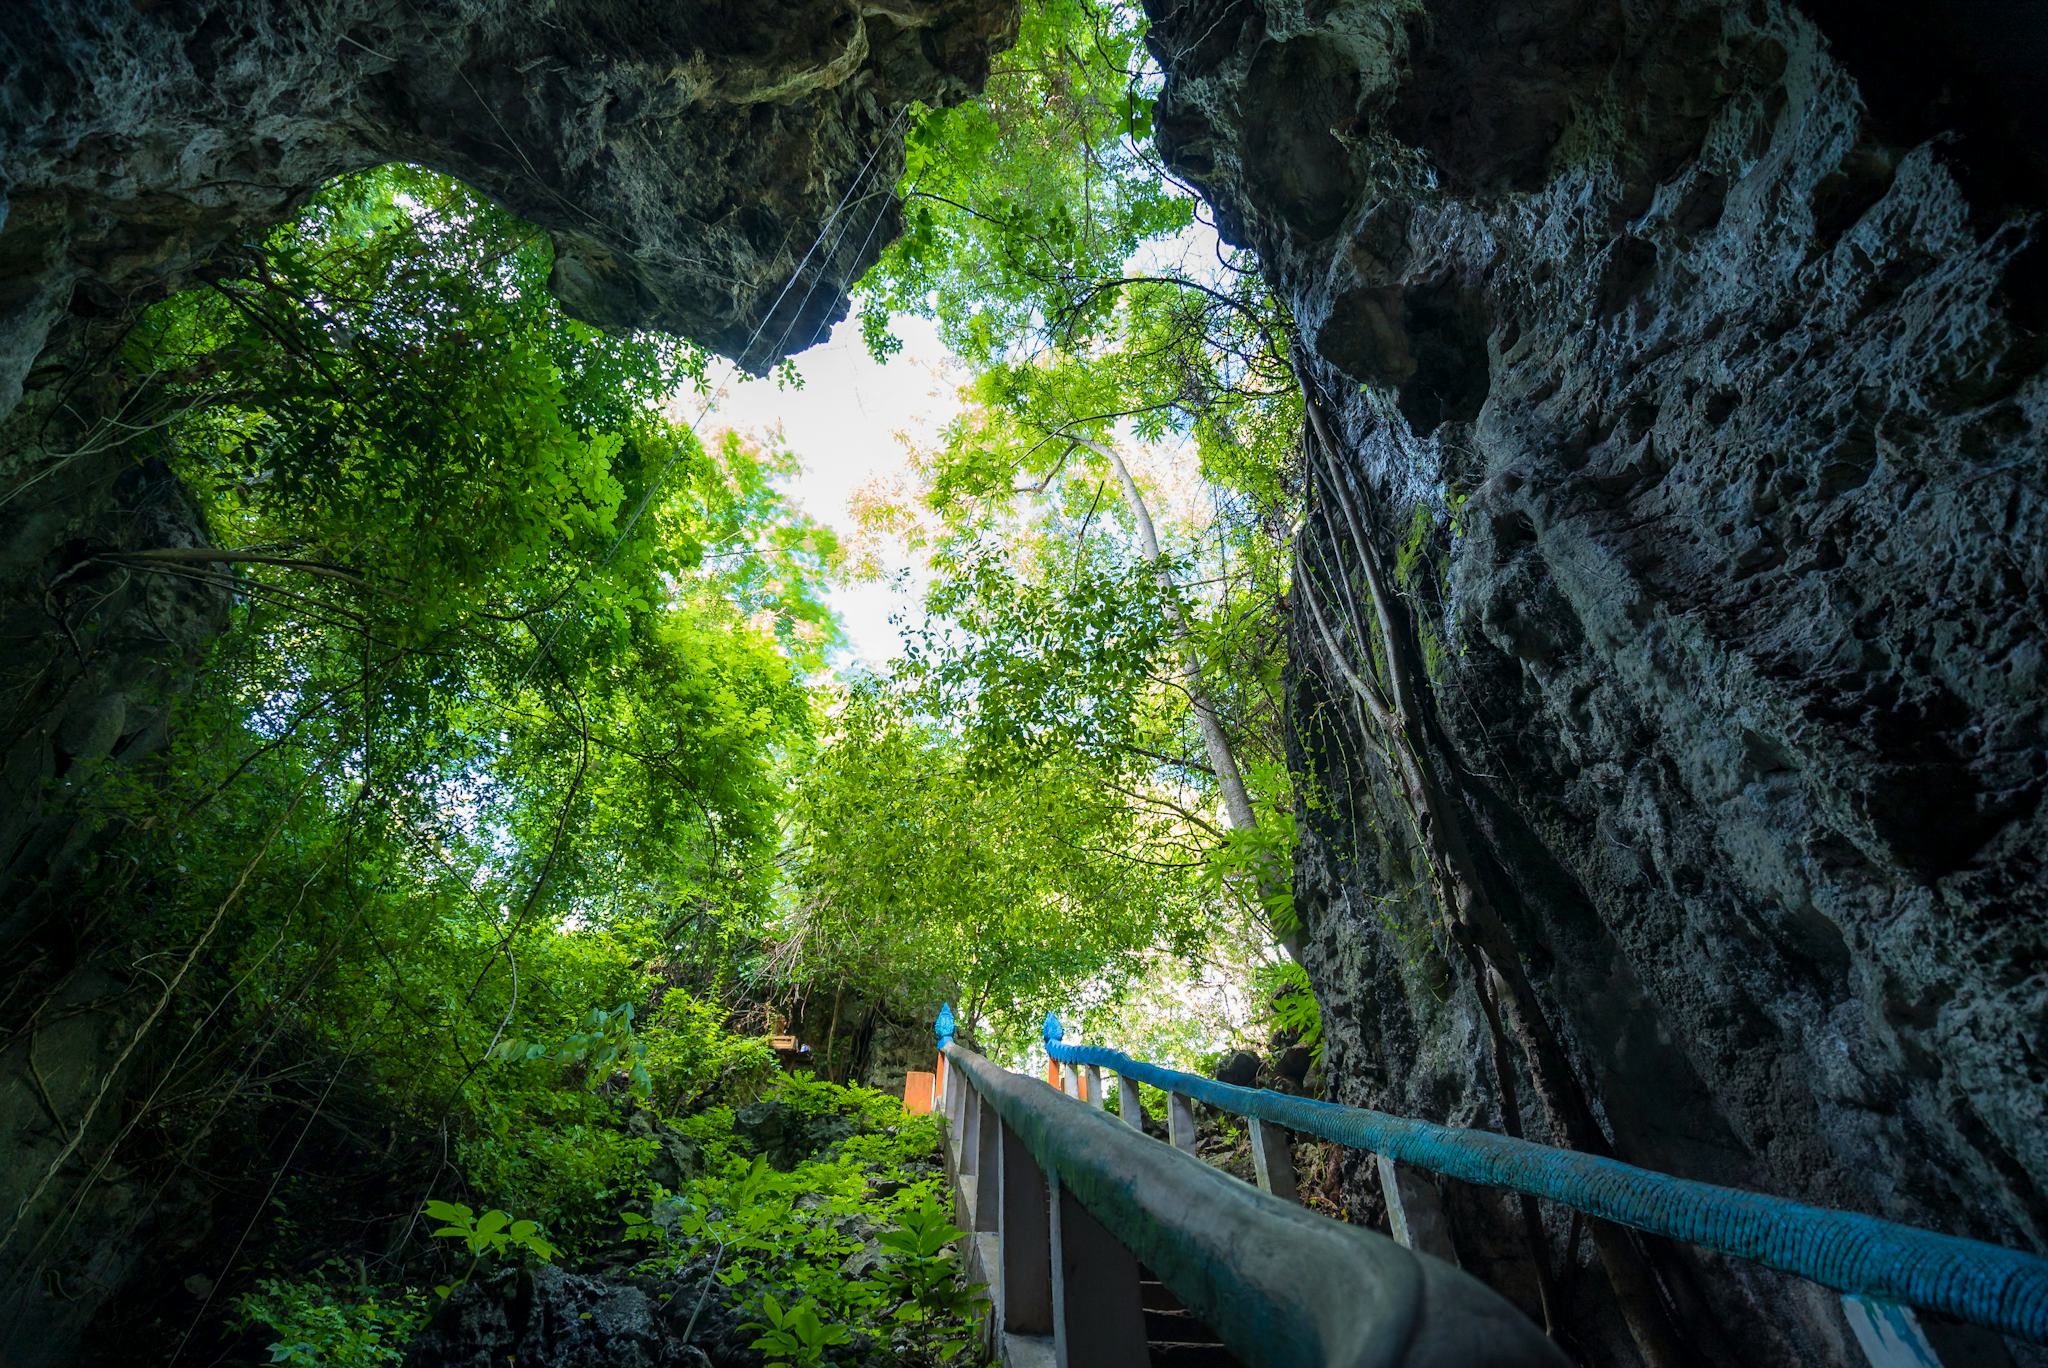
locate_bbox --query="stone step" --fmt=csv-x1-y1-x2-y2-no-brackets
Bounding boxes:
1148,1344,1243,1368
1139,1279,1182,1312
1145,1307,1225,1344
1138,1274,1240,1364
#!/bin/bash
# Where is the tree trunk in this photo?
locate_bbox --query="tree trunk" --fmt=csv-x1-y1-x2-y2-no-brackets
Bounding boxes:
822,981,844,1083
1077,436,1298,959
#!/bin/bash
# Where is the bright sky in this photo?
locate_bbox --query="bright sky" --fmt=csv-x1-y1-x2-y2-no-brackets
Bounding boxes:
704,311,961,673
693,215,1226,676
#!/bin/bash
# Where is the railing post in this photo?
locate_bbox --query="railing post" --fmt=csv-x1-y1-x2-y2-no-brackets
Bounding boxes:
1844,1295,2017,1368
1249,1117,1299,1203
934,1003,956,1107
943,1063,965,1165
973,1090,1000,1233
1043,1010,1072,1101
1115,1073,1145,1130
961,1081,983,1174
1050,1170,1149,1366
952,1077,982,1231
1167,1091,1199,1155
1376,1153,1456,1260
999,1117,1054,1334
1061,1065,1081,1100
1083,1064,1106,1109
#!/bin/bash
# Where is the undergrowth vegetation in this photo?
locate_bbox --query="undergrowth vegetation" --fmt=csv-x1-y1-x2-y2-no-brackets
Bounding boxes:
220,1014,978,1366
629,1078,981,1365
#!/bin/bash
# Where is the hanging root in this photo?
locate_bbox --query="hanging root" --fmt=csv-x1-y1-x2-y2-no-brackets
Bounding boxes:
1,787,305,1254
1293,390,1724,1366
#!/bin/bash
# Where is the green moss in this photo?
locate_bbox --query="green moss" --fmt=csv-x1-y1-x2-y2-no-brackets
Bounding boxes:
1394,503,1435,590
1419,619,1449,684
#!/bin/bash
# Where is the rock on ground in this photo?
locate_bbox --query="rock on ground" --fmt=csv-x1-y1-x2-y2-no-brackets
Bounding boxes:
406,1266,718,1368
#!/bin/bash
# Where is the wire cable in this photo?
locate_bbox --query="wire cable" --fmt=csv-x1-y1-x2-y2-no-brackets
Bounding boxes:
512,106,911,688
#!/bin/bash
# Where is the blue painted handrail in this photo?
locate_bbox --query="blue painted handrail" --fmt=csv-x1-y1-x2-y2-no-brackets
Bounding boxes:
940,1026,1570,1366
1038,1013,2048,1347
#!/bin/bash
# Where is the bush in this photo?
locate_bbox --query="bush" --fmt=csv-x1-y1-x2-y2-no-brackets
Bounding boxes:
232,1266,426,1367
641,992,779,1115
626,1076,980,1362
456,1086,658,1251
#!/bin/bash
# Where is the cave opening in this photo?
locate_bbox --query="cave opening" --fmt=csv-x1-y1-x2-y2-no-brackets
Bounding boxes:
1,1,2044,1365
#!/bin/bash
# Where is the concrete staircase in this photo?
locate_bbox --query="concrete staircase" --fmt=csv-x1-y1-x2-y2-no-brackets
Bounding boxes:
1140,1270,1238,1366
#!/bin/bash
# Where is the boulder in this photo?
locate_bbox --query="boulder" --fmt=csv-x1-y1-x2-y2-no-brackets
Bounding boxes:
731,1098,857,1171
1211,1049,1261,1088
405,1266,711,1368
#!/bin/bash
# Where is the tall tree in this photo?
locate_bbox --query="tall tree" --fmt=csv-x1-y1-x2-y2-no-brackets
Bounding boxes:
1,165,841,1273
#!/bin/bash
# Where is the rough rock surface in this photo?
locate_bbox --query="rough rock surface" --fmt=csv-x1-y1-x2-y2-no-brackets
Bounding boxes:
406,1266,723,1368
0,452,230,923
0,0,1014,408
0,970,194,1365
1146,0,2045,1361
852,1004,945,1096
405,1261,911,1368
731,1095,859,1170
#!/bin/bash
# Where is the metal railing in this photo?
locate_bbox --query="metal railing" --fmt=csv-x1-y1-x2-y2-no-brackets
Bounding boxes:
1027,1010,2048,1367
932,1008,1570,1367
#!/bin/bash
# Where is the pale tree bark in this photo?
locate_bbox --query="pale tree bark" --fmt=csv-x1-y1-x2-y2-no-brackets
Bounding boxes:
1074,436,1299,959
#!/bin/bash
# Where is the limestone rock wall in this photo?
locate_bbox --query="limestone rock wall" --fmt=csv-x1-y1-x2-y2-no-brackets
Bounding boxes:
1146,0,2046,1361
1,0,1012,409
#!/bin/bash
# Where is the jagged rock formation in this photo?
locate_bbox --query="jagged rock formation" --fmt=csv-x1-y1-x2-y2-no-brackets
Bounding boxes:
1,0,1012,408
1145,0,2045,1361
0,4,1010,1361
407,1267,720,1368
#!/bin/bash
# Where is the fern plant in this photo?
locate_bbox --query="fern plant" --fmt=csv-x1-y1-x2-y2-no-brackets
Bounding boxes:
1258,959,1325,1061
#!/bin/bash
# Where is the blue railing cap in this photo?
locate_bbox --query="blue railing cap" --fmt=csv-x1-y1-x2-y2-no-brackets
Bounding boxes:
1041,1025,2048,1345
934,1002,956,1049
1042,1010,1063,1051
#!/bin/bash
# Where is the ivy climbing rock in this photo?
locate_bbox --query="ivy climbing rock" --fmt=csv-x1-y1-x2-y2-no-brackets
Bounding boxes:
1144,0,2048,1362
